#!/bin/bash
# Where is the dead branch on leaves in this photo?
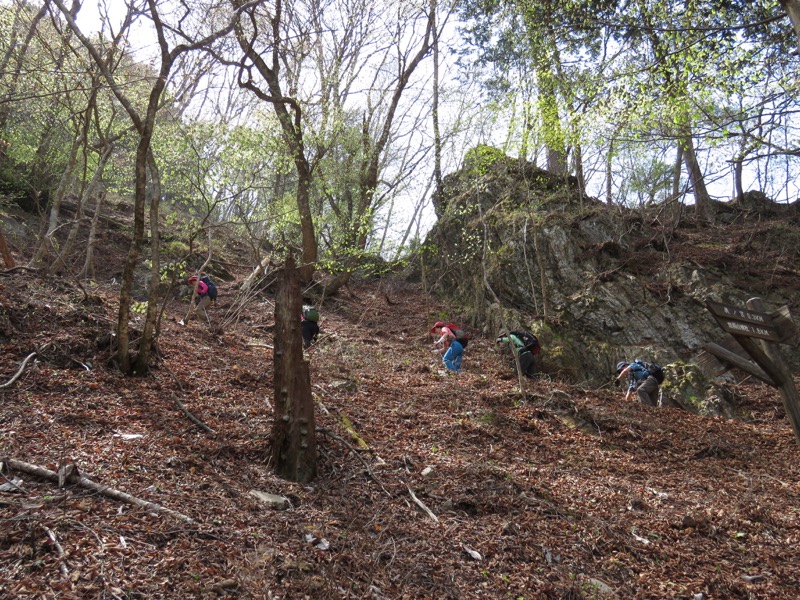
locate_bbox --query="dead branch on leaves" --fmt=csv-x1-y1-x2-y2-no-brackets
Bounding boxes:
2,458,194,523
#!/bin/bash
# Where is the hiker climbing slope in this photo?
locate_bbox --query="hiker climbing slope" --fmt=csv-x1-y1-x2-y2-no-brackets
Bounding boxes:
301,305,320,349
430,321,468,373
187,274,217,323
616,359,664,406
496,330,540,379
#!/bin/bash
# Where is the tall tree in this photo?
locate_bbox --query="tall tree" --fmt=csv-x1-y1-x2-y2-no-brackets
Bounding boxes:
232,0,319,284
52,0,260,374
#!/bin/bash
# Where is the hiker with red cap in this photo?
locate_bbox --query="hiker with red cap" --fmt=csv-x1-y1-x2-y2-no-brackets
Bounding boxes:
186,274,217,321
430,321,468,373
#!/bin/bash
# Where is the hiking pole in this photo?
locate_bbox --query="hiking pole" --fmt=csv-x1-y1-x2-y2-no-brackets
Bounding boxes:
201,304,211,326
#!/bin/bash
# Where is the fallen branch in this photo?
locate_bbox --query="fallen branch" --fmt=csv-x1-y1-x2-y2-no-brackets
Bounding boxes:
317,428,391,497
44,527,69,577
407,486,439,524
334,411,369,450
0,352,37,389
3,458,194,523
171,393,215,433
0,266,38,276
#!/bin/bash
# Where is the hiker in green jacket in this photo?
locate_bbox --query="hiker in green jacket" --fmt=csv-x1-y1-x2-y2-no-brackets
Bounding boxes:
301,305,320,349
496,331,540,379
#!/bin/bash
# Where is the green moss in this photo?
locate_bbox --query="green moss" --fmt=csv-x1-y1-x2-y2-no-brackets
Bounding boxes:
162,239,190,256
463,145,508,177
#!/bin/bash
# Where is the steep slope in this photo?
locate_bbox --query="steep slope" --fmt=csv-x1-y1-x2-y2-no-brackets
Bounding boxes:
1,270,799,599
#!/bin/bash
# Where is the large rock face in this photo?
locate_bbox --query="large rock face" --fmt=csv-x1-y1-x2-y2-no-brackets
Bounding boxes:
421,146,800,386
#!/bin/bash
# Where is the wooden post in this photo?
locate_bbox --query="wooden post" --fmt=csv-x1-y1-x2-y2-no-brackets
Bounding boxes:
745,298,800,444
701,342,773,386
704,296,800,444
271,253,317,482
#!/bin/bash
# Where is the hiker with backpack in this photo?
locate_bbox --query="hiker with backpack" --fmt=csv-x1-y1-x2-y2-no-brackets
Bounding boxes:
430,321,467,373
301,305,320,349
187,274,217,321
495,331,540,379
616,359,664,406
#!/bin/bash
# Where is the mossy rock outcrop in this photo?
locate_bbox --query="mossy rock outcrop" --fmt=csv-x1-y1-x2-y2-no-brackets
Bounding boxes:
420,147,800,396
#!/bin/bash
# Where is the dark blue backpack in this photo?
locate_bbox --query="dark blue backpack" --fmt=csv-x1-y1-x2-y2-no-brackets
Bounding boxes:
200,275,218,301
646,362,665,384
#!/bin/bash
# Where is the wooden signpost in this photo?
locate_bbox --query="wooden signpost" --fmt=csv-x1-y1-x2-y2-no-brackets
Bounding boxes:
703,297,800,444
706,300,782,341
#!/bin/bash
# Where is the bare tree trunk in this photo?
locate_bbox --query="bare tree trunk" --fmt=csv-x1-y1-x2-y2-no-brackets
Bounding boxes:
0,225,15,267
79,190,104,280
732,140,746,201
133,150,163,375
532,223,550,321
680,131,711,221
605,137,614,204
537,66,567,176
779,0,800,55
572,142,585,197
671,144,683,201
272,253,316,483
431,0,443,195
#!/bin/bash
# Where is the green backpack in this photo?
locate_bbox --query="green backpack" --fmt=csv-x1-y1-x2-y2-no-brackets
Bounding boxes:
303,306,320,322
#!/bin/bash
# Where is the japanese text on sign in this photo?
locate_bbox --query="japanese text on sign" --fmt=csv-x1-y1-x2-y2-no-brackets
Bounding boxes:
720,306,768,324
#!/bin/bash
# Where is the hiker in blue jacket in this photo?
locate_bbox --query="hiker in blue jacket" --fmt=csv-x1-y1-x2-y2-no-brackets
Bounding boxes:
616,360,659,406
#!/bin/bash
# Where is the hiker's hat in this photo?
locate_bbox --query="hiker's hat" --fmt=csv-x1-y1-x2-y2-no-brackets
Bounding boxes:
616,361,628,373
187,275,198,284
430,321,445,333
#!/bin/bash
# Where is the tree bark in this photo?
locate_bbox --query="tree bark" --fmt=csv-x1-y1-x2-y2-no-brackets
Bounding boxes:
0,224,15,268
671,144,683,201
431,0,443,195
680,130,712,222
271,253,316,483
779,0,800,55
536,66,567,177
79,190,104,280
132,150,163,375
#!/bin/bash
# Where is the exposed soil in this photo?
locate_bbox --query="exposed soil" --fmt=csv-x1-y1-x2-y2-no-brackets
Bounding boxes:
1,265,799,600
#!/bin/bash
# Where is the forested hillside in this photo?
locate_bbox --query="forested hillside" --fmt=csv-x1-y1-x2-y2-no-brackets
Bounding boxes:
2,1,800,598
1,217,799,597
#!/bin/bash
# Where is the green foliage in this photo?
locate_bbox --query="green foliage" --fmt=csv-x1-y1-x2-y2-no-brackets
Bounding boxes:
464,145,507,177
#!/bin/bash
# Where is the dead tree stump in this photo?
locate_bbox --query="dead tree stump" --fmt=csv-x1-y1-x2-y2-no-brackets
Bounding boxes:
271,253,317,482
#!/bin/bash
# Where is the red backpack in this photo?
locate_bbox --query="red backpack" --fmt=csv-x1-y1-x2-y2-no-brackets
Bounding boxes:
432,322,468,347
